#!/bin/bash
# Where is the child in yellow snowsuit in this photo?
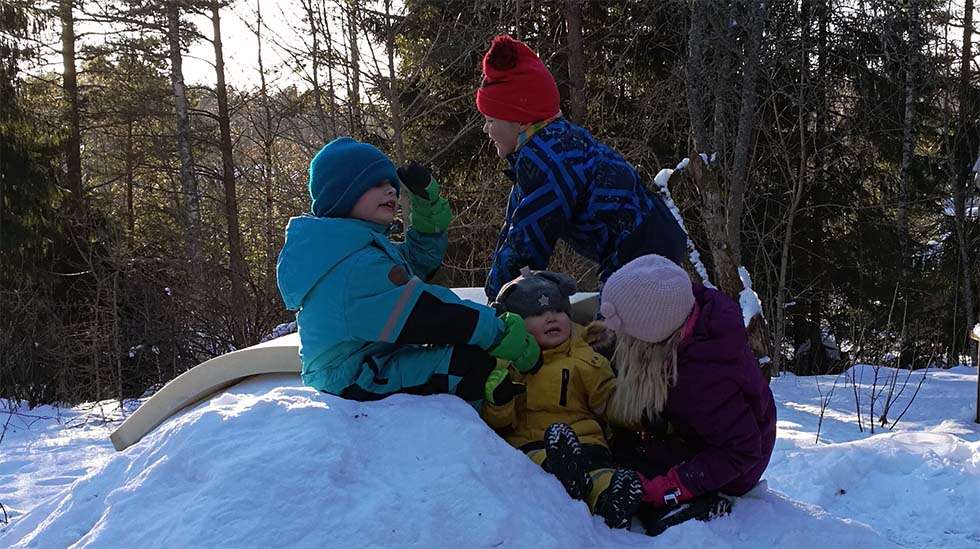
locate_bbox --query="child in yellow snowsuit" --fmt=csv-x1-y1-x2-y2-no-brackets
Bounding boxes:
481,269,643,528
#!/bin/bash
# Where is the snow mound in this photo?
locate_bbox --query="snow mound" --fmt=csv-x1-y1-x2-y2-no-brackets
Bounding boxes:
5,376,639,548
2,375,914,548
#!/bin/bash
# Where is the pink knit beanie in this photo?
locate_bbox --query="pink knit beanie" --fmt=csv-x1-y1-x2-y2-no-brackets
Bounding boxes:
600,255,695,343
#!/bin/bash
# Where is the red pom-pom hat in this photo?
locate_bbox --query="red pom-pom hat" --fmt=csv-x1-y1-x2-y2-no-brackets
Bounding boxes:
476,35,560,124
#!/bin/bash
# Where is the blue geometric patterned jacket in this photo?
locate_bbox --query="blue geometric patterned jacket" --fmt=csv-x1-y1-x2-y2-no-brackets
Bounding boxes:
485,117,687,300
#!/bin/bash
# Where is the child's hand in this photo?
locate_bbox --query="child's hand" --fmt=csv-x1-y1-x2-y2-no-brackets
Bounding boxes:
399,161,451,233
397,161,434,199
484,368,524,405
640,468,694,508
490,312,542,374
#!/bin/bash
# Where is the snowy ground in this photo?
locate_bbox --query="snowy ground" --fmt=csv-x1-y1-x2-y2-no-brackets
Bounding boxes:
1,365,978,548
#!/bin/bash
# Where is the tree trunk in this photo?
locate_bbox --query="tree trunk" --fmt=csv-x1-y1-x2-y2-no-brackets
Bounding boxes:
301,0,329,142
773,2,815,375
686,1,711,150
125,120,135,237
953,0,977,360
898,5,921,276
726,0,765,258
384,0,410,224
324,3,337,136
385,1,404,164
256,0,277,295
60,0,83,204
166,0,201,265
565,0,587,124
790,0,834,376
211,1,248,347
685,1,773,373
773,93,809,374
346,0,362,138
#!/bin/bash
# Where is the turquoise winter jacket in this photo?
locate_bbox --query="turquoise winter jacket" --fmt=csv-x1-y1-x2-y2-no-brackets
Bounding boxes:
276,216,504,395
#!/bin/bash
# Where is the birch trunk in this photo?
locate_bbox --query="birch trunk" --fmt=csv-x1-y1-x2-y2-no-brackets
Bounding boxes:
166,0,201,265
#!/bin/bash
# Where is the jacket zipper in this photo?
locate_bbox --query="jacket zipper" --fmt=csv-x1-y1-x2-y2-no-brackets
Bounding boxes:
559,369,570,406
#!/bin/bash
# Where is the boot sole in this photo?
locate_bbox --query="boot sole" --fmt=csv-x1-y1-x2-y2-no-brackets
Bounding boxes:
597,469,644,529
544,423,592,501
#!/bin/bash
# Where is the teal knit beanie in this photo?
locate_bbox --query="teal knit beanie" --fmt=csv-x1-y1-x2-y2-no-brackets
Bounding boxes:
309,137,400,217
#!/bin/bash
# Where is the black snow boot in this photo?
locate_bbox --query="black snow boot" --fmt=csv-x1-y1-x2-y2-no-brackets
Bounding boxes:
544,422,592,501
594,468,644,529
640,492,733,536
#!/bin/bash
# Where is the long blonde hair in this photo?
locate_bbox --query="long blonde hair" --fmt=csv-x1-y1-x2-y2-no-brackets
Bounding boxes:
607,327,684,428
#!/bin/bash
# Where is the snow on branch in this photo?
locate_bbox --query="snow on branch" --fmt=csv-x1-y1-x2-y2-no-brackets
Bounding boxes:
738,266,764,328
653,160,715,289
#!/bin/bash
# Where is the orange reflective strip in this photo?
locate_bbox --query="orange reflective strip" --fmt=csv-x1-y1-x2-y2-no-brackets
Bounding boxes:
378,277,421,342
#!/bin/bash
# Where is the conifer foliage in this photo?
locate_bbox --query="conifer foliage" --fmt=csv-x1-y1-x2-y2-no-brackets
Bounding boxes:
1,0,977,405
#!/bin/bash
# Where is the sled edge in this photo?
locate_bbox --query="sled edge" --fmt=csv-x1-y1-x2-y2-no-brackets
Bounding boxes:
110,341,301,451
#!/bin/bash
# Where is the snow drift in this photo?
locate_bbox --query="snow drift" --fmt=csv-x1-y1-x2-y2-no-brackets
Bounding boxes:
5,370,958,547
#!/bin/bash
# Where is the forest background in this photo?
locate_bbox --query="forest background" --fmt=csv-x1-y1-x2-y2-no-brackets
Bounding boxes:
1,0,978,407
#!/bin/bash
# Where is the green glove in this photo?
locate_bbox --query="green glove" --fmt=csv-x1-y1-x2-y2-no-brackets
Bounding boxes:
489,312,542,374
409,179,452,234
484,368,524,405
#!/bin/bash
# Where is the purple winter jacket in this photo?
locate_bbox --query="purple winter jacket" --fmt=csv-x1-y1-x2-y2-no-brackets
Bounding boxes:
640,283,777,497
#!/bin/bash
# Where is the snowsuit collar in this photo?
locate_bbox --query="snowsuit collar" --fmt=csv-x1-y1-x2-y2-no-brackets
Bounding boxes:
505,117,567,167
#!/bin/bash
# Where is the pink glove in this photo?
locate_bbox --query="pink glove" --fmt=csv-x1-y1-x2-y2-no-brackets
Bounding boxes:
640,467,695,508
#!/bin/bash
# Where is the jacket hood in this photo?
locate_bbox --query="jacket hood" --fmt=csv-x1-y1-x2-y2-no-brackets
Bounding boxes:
680,284,751,364
276,216,387,310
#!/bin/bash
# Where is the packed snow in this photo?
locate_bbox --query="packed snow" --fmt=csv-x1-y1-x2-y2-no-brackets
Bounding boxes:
2,362,978,547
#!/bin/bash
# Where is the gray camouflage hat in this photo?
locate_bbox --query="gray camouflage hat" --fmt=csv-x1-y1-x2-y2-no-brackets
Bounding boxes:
492,267,577,319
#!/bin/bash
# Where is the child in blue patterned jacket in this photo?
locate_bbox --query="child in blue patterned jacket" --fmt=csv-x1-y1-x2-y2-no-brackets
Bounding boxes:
475,35,688,301
276,137,538,402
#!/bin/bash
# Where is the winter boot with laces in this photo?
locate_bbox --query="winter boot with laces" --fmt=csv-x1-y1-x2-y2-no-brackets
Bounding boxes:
594,468,644,529
544,422,592,501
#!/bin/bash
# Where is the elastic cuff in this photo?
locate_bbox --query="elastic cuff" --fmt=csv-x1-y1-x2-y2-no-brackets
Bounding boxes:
470,309,506,350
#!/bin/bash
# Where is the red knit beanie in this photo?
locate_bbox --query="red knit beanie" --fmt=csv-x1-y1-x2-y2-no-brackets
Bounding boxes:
476,35,560,124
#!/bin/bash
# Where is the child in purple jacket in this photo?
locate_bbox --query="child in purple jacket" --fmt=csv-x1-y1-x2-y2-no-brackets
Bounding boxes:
599,254,777,510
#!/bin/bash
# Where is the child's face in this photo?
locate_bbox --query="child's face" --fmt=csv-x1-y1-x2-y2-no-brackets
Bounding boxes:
349,180,398,225
524,310,571,350
482,117,522,159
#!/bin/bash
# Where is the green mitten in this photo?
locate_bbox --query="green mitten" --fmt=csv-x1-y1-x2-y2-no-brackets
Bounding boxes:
489,313,542,374
484,368,524,405
410,179,452,234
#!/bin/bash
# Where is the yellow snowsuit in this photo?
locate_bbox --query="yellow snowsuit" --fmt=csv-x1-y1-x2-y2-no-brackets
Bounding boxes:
481,324,617,510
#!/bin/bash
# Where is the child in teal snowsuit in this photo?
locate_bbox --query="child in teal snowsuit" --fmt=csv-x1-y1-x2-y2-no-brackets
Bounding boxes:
276,137,539,401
